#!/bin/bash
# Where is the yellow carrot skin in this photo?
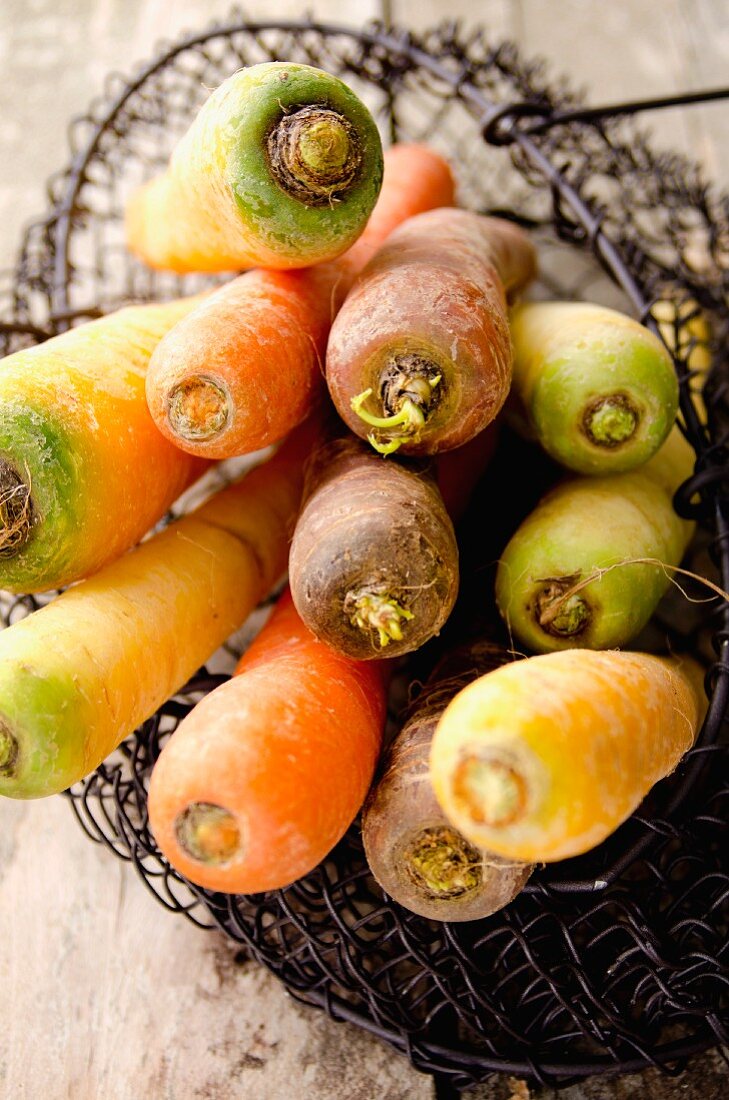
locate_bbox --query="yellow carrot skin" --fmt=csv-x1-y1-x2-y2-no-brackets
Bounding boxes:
494,429,695,653
430,650,703,863
126,63,384,273
510,302,679,475
0,298,209,593
0,429,309,800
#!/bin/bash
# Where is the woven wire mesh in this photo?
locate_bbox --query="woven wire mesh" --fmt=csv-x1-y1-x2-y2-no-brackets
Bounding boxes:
1,13,728,1091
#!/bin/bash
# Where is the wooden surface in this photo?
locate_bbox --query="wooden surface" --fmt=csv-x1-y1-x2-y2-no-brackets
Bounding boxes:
0,2,727,1099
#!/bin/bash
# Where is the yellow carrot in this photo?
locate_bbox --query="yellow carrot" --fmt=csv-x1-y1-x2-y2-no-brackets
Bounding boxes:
126,63,383,273
0,297,209,593
0,424,313,800
430,649,703,863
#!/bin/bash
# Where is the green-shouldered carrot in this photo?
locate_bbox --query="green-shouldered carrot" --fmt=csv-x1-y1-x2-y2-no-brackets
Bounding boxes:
148,589,389,893
494,429,695,653
126,62,383,273
0,297,210,593
0,423,314,800
509,301,679,474
144,145,456,458
289,436,460,659
430,649,704,863
362,641,532,920
327,208,537,455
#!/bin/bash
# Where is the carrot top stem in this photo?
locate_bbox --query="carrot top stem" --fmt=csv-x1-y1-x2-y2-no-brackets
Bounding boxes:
0,462,33,558
582,394,639,448
267,105,362,205
535,578,592,636
350,365,442,455
175,802,242,865
167,376,232,443
345,588,415,647
405,825,483,900
0,724,18,777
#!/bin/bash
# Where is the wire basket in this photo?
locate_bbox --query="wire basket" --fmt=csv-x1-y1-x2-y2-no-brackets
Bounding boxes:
1,13,728,1095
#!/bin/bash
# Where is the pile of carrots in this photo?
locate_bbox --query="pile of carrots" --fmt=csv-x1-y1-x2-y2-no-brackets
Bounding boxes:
0,61,710,923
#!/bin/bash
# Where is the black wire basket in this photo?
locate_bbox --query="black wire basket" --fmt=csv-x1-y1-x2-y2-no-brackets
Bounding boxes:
2,13,728,1096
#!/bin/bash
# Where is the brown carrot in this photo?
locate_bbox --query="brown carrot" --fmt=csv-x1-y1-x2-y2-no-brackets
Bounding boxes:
327,209,537,455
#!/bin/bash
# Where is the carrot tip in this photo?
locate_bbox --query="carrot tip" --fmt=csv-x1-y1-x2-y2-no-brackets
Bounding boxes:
0,461,33,559
174,802,242,865
0,723,18,777
452,755,528,829
167,377,231,443
405,825,483,900
345,589,414,649
582,394,639,448
267,105,362,206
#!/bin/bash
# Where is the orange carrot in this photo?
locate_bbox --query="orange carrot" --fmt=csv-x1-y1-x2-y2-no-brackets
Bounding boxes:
327,209,537,455
148,589,389,893
430,649,704,863
145,146,456,458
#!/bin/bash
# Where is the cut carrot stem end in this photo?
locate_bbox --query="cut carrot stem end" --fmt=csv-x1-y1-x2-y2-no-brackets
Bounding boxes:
453,756,528,829
0,462,32,559
536,579,592,637
350,369,441,454
0,724,18,777
406,826,483,900
267,105,362,205
346,589,414,648
174,802,242,865
167,377,231,442
582,394,639,448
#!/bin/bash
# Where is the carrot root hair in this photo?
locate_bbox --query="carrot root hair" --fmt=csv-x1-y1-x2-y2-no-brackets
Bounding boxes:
0,461,33,558
536,557,727,630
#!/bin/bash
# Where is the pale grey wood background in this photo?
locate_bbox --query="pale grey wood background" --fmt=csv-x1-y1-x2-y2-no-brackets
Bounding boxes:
0,3,727,1099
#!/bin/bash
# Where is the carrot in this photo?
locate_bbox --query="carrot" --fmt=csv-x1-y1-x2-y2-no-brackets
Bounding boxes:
509,302,679,474
125,62,383,273
362,641,532,920
144,146,456,458
327,209,537,455
0,424,313,800
148,589,389,893
430,649,704,863
288,436,459,659
0,297,210,593
494,428,695,652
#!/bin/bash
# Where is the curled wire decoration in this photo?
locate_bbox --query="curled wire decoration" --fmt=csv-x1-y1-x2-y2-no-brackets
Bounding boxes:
1,15,727,1091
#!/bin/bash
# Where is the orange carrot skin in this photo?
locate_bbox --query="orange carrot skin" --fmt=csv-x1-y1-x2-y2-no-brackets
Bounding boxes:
148,590,388,893
327,209,537,455
145,146,457,460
